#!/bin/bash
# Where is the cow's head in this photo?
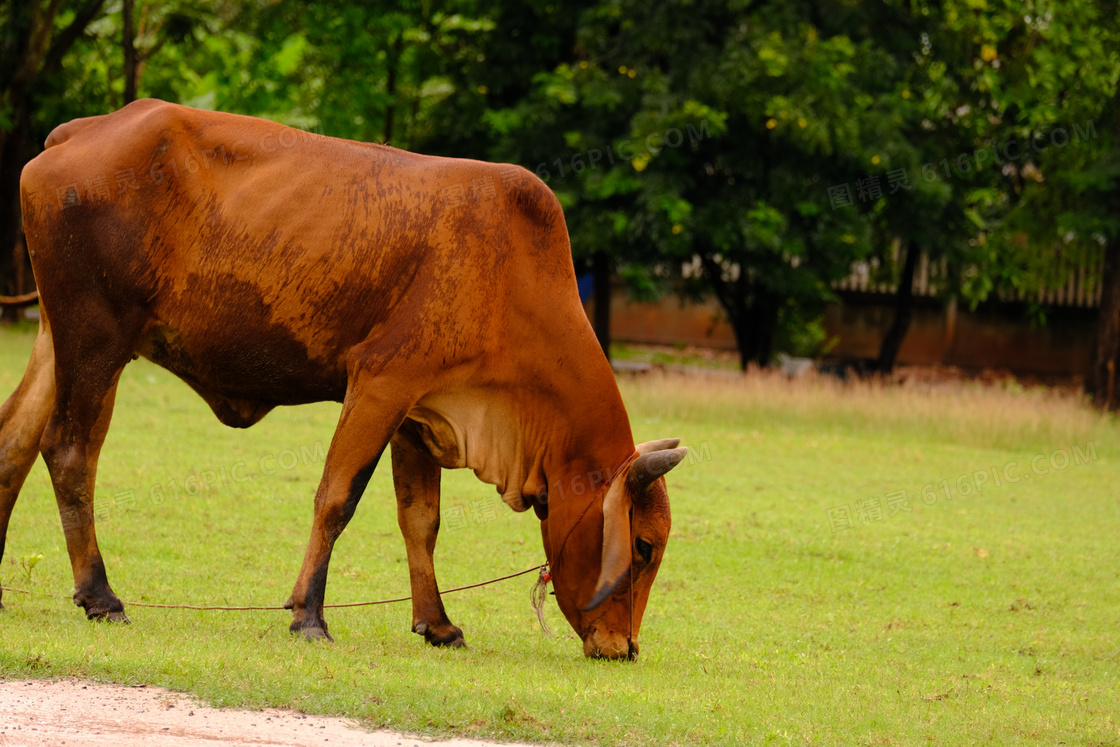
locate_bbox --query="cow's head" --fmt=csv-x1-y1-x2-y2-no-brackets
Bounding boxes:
543,438,685,660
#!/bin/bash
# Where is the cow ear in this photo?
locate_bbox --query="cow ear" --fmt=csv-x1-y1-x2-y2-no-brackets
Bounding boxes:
629,447,688,492
581,476,631,611
635,438,680,455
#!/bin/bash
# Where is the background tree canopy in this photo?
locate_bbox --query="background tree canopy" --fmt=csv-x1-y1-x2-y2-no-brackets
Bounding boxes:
2,0,1119,402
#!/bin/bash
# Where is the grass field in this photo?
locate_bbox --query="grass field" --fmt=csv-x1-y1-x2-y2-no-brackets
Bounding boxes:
1,320,1118,745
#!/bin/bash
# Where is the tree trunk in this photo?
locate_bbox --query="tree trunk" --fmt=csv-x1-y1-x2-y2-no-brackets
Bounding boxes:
700,254,778,370
1090,237,1120,410
722,293,778,370
727,311,752,370
592,251,611,359
750,295,780,366
123,0,137,103
1087,82,1120,410
876,239,920,373
0,100,30,322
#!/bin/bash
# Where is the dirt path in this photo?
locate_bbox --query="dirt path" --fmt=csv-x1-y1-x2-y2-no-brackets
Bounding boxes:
0,679,539,747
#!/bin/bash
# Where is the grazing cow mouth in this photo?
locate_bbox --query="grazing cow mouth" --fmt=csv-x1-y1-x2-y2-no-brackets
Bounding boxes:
582,629,639,660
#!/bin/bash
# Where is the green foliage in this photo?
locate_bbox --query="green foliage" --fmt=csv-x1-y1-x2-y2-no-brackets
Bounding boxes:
916,0,1120,306
4,0,1120,365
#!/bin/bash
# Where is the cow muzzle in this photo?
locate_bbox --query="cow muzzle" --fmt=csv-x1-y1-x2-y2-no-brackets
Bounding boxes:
582,629,639,660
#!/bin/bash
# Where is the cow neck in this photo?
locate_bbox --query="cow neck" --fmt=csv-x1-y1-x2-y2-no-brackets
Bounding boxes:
547,447,640,571
520,351,631,513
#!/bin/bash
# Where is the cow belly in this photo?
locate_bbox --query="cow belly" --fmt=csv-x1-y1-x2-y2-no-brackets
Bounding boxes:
137,323,348,424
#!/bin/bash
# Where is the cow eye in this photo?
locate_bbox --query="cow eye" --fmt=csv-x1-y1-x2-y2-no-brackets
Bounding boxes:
635,538,653,564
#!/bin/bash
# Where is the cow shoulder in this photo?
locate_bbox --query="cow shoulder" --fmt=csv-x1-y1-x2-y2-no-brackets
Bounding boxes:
501,165,566,236
482,164,573,279
43,98,172,150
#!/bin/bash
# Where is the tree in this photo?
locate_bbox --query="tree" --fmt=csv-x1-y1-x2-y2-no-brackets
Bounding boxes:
121,0,199,104
0,0,107,315
852,1,987,373
6,0,1117,390
932,0,1120,404
187,2,498,150
490,0,897,368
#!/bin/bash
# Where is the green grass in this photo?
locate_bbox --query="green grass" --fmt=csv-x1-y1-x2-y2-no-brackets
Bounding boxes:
611,341,740,371
1,321,1119,745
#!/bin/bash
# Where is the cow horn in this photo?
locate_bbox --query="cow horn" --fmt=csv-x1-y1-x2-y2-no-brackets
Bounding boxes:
581,475,631,611
635,438,680,455
629,447,688,492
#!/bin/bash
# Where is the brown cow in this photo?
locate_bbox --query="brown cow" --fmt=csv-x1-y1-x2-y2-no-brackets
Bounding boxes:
0,99,685,659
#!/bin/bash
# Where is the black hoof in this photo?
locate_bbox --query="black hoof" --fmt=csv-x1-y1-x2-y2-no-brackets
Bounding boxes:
85,608,128,622
290,618,334,643
300,626,333,642
413,621,467,649
83,601,127,621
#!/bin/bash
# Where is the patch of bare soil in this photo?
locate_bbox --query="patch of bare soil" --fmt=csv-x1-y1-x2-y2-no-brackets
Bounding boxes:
0,679,538,747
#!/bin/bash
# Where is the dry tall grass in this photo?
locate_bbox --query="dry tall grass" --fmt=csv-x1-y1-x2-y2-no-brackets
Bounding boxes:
618,368,1116,452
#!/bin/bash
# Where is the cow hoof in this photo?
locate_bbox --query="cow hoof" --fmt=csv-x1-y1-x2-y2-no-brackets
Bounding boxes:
427,634,468,649
414,622,467,649
85,607,129,622
296,626,334,643
288,606,333,642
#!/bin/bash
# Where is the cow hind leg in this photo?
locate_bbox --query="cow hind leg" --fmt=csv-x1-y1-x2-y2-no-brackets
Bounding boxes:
286,367,418,641
0,323,57,610
38,330,132,621
391,422,465,648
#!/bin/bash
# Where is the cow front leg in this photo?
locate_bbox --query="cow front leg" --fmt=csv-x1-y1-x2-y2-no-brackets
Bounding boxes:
286,372,413,641
391,423,465,649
